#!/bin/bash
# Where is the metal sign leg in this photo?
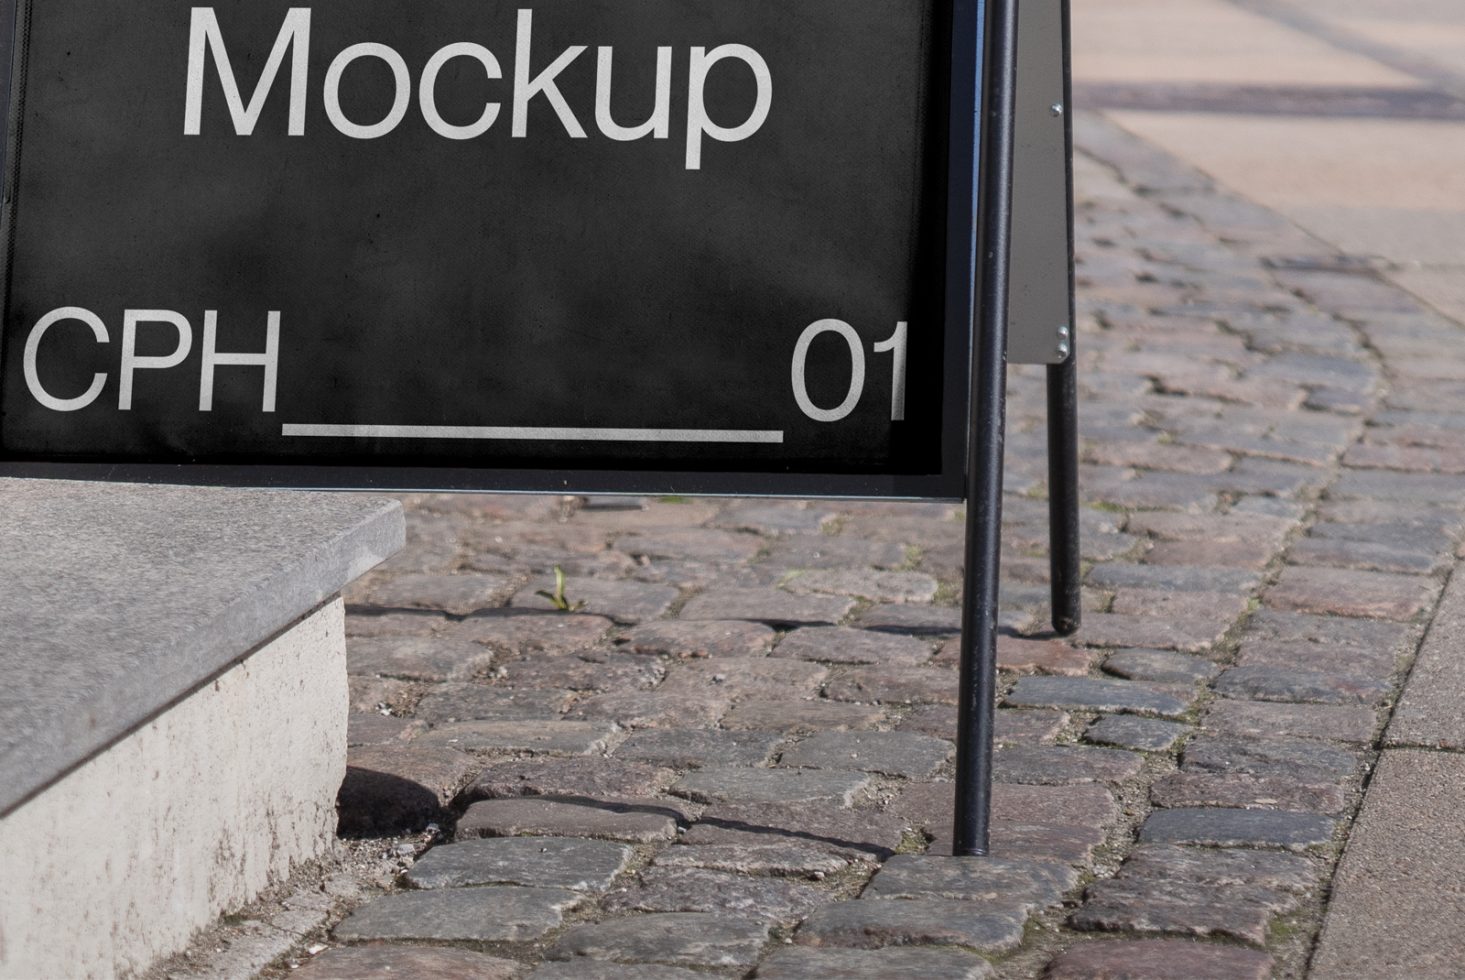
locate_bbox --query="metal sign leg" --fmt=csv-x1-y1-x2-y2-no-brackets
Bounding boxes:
1048,354,1080,636
952,0,1020,860
1048,0,1080,638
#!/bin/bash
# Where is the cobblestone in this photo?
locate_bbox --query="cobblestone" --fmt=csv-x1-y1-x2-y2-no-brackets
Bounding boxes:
347,635,496,682
994,745,1145,784
413,684,572,724
335,887,584,942
1005,676,1191,718
679,588,855,626
1046,940,1274,979
457,797,682,843
794,900,1025,951
419,720,617,756
778,731,952,777
294,945,525,979
550,913,770,969
755,947,994,979
612,729,782,768
1201,699,1378,743
464,759,676,801
721,699,886,732
1102,648,1218,684
1140,807,1335,850
671,766,871,805
773,626,935,666
404,837,632,891
1086,715,1189,751
617,620,776,658
604,866,826,921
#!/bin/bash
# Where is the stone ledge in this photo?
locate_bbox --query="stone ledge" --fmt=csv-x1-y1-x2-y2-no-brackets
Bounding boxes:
0,479,404,815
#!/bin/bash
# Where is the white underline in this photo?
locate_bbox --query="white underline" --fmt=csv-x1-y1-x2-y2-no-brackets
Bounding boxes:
281,424,784,444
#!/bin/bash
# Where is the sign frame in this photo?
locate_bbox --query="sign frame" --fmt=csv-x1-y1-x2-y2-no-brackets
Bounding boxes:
0,0,988,501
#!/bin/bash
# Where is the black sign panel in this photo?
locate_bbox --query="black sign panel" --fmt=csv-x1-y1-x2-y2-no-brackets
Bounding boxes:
0,0,984,496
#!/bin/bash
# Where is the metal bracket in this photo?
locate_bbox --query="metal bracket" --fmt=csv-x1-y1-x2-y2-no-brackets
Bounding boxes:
1005,0,1075,365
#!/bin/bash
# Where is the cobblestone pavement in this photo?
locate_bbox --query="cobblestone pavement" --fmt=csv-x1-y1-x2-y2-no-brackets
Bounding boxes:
272,111,1465,979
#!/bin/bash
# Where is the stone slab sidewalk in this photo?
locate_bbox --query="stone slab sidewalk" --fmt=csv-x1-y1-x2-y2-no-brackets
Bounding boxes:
214,98,1465,978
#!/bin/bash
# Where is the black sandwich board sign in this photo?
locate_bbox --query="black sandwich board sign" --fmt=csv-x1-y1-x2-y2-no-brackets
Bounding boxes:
0,0,1078,854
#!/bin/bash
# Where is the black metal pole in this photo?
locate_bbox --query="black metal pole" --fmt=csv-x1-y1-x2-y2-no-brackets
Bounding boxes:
1047,0,1080,638
1047,356,1080,635
952,0,1020,858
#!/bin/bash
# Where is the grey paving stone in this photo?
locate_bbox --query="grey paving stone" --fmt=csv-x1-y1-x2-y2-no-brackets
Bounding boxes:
614,729,783,768
680,801,910,859
418,720,617,756
346,611,447,637
1071,612,1226,653
994,745,1145,785
618,620,776,658
550,912,771,969
1086,563,1258,594
679,588,855,626
1072,875,1299,945
1141,807,1335,850
865,853,1078,910
338,743,479,834
404,837,633,891
1046,940,1273,980
1005,676,1190,718
659,657,828,700
772,626,936,666
782,568,939,603
1121,844,1315,893
1214,665,1390,705
778,731,953,777
347,635,496,682
795,899,1025,952
364,573,517,615
1150,772,1349,815
1103,648,1220,684
464,759,676,802
672,766,871,805
614,529,765,563
1203,700,1378,744
334,887,583,942
825,666,960,706
1290,535,1449,575
293,945,524,980
755,947,995,979
1086,715,1189,751
1182,736,1360,781
457,797,682,843
346,712,422,747
528,965,706,980
654,842,853,877
722,699,886,733
853,603,962,635
759,535,910,570
1267,566,1436,621
1245,609,1415,655
900,704,1067,742
567,689,731,729
453,612,615,658
714,503,839,534
511,577,680,624
606,866,827,921
412,684,572,724
502,654,668,695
